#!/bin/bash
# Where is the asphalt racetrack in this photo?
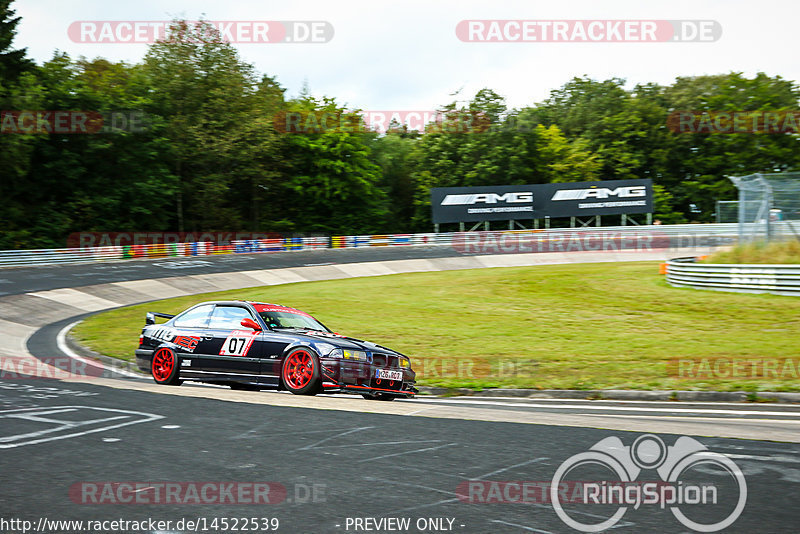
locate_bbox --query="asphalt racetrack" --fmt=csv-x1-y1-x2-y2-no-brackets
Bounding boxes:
0,245,483,296
2,245,800,533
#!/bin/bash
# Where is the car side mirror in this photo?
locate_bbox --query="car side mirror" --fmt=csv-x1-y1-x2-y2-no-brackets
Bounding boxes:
241,318,262,331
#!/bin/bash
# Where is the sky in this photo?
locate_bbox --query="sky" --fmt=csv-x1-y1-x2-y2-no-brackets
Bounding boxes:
13,0,800,112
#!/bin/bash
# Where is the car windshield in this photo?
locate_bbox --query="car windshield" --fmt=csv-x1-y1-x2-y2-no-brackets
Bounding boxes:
258,311,329,332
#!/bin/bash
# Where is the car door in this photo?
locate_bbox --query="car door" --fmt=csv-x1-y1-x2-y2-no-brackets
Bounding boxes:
256,331,294,384
197,304,262,379
168,303,215,379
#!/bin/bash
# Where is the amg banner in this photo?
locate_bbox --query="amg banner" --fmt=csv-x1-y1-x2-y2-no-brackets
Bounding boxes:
431,179,652,223
431,185,537,224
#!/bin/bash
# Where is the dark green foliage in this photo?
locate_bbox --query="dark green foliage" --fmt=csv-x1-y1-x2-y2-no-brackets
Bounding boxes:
2,2,799,247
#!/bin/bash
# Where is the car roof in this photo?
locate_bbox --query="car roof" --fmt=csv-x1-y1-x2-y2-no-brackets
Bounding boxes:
187,300,313,317
245,301,313,317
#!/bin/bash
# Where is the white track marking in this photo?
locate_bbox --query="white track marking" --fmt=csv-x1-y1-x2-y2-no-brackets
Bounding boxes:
409,397,800,418
573,413,800,423
56,321,143,379
312,439,443,449
0,406,163,448
296,426,375,450
365,476,458,497
489,520,554,534
474,457,550,480
28,288,119,312
452,396,800,407
358,442,457,462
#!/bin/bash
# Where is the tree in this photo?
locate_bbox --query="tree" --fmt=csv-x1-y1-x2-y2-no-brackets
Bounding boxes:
662,73,800,221
370,132,418,232
274,95,388,234
407,89,601,229
12,55,177,246
143,19,275,231
0,0,30,82
0,0,37,248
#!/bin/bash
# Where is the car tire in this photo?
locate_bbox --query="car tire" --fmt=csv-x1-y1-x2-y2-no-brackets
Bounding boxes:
361,393,396,401
151,347,182,386
281,348,321,396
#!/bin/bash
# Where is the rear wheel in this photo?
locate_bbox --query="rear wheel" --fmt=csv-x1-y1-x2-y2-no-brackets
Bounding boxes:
361,392,396,401
151,347,181,386
281,348,321,396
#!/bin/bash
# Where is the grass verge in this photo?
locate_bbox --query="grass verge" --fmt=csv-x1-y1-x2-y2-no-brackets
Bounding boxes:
703,239,800,264
72,262,800,391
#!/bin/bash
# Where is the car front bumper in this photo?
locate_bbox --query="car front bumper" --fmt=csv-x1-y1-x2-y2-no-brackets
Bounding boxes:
320,358,417,397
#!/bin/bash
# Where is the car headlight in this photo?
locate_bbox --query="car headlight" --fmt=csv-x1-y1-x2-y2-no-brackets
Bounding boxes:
328,348,368,361
399,357,410,368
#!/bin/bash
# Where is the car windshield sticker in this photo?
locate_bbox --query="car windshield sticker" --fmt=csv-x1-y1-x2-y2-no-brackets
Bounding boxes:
252,304,313,318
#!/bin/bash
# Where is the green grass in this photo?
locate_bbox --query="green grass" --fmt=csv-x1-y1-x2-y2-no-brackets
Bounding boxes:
72,262,800,391
703,239,800,264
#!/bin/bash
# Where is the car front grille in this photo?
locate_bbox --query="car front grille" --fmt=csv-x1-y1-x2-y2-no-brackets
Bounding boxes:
370,353,397,368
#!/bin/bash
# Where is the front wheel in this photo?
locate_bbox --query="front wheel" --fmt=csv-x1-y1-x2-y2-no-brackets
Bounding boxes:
151,347,182,386
281,348,321,395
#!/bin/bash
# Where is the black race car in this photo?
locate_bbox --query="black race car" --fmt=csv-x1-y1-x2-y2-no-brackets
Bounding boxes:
135,300,417,400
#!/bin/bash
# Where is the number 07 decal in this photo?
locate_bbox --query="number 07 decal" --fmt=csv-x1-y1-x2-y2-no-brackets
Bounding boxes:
220,330,258,357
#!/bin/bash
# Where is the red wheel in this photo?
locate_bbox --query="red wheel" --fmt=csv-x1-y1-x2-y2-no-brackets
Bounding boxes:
281,348,320,395
151,347,181,385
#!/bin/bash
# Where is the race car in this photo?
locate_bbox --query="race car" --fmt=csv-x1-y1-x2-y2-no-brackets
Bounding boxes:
135,300,417,400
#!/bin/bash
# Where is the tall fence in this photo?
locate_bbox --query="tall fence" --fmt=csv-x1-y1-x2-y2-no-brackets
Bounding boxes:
728,173,800,242
0,224,741,268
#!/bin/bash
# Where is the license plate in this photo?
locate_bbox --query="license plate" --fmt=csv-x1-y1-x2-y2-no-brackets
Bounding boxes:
375,369,403,381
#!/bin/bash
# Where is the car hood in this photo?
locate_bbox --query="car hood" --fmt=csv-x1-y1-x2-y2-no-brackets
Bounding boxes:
289,329,401,355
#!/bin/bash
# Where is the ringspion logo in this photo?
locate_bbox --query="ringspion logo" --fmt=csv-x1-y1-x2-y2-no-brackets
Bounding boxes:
551,434,746,532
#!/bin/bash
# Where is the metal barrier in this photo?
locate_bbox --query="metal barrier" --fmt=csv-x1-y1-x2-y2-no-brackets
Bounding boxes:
0,224,741,268
666,257,800,296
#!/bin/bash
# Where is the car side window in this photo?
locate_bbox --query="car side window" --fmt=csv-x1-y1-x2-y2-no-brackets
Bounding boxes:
208,306,255,330
172,304,214,328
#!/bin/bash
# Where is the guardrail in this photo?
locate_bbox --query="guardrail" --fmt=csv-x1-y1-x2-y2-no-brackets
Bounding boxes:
0,223,740,268
666,257,800,296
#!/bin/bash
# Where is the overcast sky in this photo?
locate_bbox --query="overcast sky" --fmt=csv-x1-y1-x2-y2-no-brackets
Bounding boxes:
14,0,800,111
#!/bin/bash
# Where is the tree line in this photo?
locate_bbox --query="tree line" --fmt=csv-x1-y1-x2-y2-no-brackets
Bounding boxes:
1,3,799,249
